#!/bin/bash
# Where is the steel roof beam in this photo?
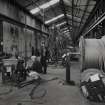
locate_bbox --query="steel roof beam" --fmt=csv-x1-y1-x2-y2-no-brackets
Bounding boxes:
0,13,49,36
77,0,90,35
60,0,71,36
60,23,78,29
65,5,90,14
6,0,47,26
24,0,39,8
76,0,102,40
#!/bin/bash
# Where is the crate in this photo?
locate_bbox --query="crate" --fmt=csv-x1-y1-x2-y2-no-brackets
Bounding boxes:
1,59,18,83
2,59,17,66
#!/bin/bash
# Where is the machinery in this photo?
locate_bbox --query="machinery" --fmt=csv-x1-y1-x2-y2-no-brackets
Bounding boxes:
79,36,105,102
1,58,27,84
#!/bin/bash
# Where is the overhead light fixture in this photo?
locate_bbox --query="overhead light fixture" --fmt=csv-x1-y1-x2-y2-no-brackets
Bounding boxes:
56,21,66,27
63,30,69,33
30,8,40,14
45,14,64,24
30,0,60,14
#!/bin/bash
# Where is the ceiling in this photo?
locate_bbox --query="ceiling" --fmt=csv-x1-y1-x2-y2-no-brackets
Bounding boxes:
15,0,96,41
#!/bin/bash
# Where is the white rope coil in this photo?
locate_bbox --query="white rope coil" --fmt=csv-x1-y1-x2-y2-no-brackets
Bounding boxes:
79,36,105,72
81,68,103,82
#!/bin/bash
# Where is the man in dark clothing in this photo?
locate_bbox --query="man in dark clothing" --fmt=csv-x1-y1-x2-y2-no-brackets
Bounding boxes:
32,58,43,73
15,59,27,82
40,47,49,74
26,56,43,74
35,49,40,56
32,47,35,56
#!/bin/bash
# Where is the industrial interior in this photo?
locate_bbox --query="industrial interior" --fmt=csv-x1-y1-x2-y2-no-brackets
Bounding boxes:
0,0,105,105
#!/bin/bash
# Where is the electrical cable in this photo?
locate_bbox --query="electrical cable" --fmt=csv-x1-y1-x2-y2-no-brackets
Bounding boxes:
19,79,47,104
0,75,62,105
12,99,47,104
79,36,105,73
0,85,13,95
30,87,47,99
43,77,59,82
29,82,40,99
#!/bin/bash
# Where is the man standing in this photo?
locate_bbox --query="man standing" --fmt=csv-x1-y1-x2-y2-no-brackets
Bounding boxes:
40,46,49,74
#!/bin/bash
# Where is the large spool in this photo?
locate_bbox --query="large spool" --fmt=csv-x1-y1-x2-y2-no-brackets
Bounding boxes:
79,36,105,72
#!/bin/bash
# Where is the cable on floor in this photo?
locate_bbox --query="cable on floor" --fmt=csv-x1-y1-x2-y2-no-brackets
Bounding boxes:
0,85,13,95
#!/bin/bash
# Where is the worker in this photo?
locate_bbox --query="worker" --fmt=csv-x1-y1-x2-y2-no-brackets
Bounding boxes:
26,56,43,74
32,56,43,73
40,46,49,74
32,46,35,56
15,58,27,82
66,52,71,83
26,56,36,72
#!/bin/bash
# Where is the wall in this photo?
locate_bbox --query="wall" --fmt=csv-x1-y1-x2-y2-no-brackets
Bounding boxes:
0,0,35,28
0,0,48,57
3,21,35,57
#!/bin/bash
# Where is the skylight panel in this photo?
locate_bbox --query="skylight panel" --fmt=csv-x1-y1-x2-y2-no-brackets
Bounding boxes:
41,0,59,9
31,8,40,14
30,0,60,14
56,21,66,27
63,30,69,33
45,14,64,24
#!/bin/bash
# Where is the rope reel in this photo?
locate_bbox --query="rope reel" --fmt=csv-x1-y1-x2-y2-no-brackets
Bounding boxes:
81,68,103,82
79,36,105,72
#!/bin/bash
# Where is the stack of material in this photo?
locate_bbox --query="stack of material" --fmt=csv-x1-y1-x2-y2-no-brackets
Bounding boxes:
80,68,105,102
1,58,17,83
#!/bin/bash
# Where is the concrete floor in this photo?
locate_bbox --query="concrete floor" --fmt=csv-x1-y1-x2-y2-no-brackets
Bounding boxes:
0,62,104,105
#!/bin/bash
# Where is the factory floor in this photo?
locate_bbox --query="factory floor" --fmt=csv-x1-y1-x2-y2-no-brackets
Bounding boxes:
0,61,104,105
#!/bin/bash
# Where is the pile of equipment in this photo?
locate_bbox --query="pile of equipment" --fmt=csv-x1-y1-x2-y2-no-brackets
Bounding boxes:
79,36,105,102
80,69,105,102
1,58,27,84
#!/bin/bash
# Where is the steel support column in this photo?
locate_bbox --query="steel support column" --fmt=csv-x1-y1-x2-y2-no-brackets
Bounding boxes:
0,20,3,53
72,0,74,42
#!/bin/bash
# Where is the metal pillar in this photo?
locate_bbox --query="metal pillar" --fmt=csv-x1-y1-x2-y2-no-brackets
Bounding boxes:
24,15,27,67
0,21,3,53
66,55,70,83
65,54,75,85
72,0,74,43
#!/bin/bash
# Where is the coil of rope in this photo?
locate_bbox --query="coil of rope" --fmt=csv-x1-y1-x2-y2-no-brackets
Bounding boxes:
79,36,105,73
80,68,103,82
